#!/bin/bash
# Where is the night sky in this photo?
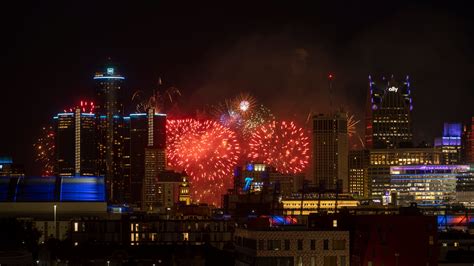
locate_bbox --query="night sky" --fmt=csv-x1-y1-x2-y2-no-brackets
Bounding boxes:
1,1,473,175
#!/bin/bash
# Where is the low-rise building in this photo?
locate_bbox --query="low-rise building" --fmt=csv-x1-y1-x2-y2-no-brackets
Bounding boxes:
234,219,349,266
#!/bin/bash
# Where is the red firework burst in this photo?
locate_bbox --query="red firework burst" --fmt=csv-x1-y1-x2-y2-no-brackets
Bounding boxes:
248,121,310,174
63,100,95,113
166,119,240,205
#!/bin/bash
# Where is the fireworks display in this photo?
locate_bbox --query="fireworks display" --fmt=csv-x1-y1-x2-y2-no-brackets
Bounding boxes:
33,126,55,176
347,113,360,137
213,93,274,139
63,101,95,113
242,104,275,137
166,119,240,205
248,121,310,174
213,100,243,129
232,93,256,115
132,85,181,114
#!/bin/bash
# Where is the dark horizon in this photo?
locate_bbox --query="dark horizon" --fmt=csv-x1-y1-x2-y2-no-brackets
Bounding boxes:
1,1,473,175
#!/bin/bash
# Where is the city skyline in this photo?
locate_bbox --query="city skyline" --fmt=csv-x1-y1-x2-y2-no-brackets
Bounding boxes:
1,1,473,175
1,2,474,265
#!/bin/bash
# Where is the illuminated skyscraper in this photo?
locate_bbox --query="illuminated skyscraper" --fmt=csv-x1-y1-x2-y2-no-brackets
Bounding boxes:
125,109,166,208
365,75,413,149
94,65,125,202
435,123,462,164
54,109,97,176
312,112,349,192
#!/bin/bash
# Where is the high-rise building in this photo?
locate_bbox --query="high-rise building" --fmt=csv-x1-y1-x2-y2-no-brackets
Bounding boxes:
462,117,474,163
348,149,369,197
143,148,160,210
365,75,413,149
94,65,125,202
125,110,166,208
312,112,349,192
54,109,97,176
435,123,462,164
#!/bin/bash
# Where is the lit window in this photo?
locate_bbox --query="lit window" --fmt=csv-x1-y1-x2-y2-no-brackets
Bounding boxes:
183,232,189,241
74,222,79,232
333,219,338,228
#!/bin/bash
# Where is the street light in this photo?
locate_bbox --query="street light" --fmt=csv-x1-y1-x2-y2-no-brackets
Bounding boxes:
53,204,57,238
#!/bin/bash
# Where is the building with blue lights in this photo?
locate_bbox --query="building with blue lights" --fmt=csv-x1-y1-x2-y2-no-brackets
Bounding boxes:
365,75,413,149
368,146,442,202
0,156,23,177
0,176,105,203
435,123,462,164
233,163,305,196
94,65,126,203
55,109,98,176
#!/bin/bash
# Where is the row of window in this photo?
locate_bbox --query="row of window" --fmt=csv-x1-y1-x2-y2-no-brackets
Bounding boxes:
245,238,346,251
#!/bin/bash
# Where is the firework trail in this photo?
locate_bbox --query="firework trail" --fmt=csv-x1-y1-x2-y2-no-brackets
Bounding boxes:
347,113,360,137
248,121,310,174
132,82,181,114
166,119,240,205
33,126,55,176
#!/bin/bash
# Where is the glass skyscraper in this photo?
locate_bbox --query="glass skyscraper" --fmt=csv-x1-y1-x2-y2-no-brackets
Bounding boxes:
94,65,125,202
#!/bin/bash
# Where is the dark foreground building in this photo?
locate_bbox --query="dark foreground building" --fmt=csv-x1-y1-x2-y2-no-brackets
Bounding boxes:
308,206,438,266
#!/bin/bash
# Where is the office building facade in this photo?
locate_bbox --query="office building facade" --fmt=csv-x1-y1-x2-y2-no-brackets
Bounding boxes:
348,149,369,197
390,165,472,207
312,112,349,192
435,123,462,164
125,110,166,208
54,109,97,176
234,226,349,266
368,147,442,201
94,66,125,202
463,117,474,163
233,163,305,196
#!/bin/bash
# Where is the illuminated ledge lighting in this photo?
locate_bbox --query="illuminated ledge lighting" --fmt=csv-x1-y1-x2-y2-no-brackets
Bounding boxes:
130,113,147,116
154,113,166,116
57,113,74,116
391,165,470,171
81,113,95,116
124,117,130,120
93,76,125,80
